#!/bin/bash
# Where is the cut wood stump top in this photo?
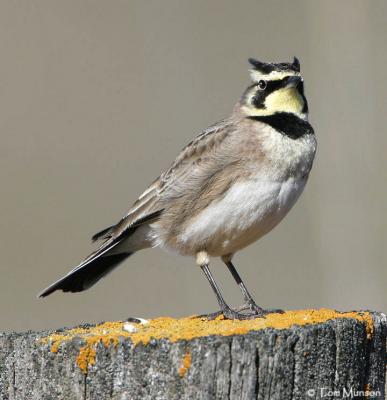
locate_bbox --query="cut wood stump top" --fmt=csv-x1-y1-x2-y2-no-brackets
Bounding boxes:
2,308,385,400
39,308,374,374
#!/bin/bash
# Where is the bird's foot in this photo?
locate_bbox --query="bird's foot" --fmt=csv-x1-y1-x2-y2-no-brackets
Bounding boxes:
236,302,285,317
196,310,224,320
222,306,259,320
196,308,253,320
197,305,284,321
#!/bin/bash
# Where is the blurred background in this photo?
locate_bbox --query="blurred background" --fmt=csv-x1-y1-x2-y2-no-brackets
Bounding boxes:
0,0,386,332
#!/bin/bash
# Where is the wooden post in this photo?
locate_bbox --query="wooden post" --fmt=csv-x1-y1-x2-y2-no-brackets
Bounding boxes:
0,309,385,399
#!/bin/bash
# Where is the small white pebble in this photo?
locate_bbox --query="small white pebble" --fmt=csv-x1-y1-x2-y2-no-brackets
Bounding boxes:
123,323,138,333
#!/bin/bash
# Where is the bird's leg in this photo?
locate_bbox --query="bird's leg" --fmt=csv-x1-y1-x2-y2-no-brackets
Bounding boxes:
196,252,253,320
222,255,284,317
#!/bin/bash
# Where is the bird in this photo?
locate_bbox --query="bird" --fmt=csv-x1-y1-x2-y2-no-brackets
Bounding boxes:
39,57,317,320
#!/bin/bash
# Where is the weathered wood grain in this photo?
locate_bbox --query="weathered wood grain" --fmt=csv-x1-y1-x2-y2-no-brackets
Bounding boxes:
0,312,385,400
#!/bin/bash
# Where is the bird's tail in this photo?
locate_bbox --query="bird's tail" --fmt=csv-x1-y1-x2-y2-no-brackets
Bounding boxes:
38,241,133,297
39,210,163,298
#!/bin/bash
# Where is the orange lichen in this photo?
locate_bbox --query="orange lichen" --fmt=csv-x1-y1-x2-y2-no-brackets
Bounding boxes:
40,321,131,373
76,346,96,374
178,351,192,377
40,308,374,374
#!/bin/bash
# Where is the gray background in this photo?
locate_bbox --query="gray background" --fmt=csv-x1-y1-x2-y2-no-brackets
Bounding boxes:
0,0,386,332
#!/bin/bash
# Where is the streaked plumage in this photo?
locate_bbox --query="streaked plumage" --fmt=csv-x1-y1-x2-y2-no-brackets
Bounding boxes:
39,57,316,320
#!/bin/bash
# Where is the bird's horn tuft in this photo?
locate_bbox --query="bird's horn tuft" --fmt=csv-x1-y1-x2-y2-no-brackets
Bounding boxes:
292,57,300,72
248,58,273,74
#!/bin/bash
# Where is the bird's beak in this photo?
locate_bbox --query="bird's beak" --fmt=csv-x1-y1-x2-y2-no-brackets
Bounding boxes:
284,75,302,88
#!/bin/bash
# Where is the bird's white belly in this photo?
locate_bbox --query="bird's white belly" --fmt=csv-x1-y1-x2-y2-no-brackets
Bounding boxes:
177,176,307,256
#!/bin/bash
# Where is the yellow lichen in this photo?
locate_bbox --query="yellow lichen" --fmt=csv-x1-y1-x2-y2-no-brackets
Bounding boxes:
76,346,96,374
40,308,374,374
178,351,192,377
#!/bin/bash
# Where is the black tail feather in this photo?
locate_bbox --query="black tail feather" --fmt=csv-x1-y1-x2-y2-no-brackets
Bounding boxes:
40,209,164,298
39,252,132,297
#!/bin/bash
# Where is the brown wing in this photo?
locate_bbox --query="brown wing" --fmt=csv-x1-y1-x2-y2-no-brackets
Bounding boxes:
159,119,231,189
92,119,232,243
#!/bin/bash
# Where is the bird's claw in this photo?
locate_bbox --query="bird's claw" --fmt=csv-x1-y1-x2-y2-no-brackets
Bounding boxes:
197,305,285,321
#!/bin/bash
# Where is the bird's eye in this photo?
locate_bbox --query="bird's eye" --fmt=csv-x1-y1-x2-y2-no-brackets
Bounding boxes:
258,80,267,90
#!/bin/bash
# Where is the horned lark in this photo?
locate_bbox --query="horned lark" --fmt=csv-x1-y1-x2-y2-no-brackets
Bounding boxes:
39,57,316,320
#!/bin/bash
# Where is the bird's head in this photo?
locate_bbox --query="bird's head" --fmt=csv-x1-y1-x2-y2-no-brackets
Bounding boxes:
240,57,308,120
